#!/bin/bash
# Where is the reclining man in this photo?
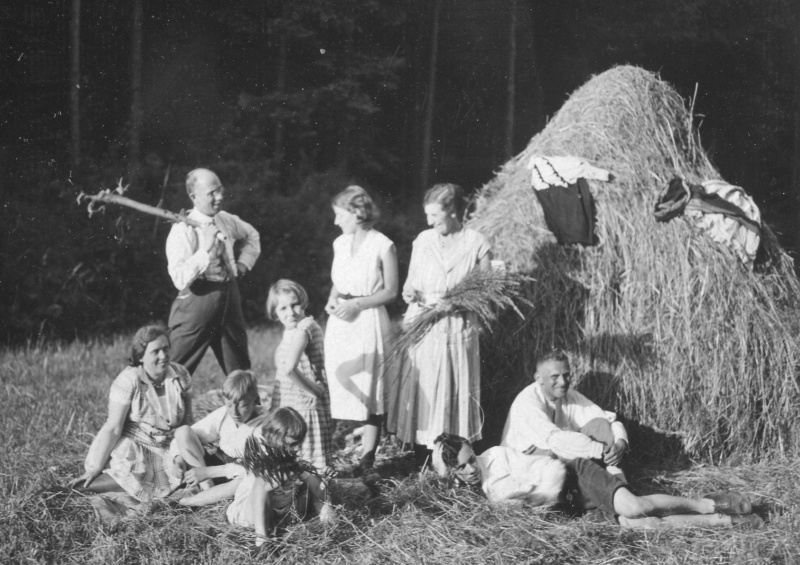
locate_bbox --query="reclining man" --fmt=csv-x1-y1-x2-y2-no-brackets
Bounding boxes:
433,348,762,528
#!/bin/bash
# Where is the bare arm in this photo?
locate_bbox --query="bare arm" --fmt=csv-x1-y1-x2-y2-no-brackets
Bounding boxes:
179,478,241,507
402,241,422,304
324,284,342,315
332,243,399,320
182,394,194,426
69,399,129,488
301,471,334,522
276,326,325,398
478,249,492,271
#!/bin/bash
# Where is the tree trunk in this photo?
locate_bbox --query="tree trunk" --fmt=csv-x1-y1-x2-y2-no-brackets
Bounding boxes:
69,0,81,171
504,0,517,161
528,2,545,133
272,1,288,180
794,3,800,253
335,18,356,173
129,0,143,184
419,0,441,194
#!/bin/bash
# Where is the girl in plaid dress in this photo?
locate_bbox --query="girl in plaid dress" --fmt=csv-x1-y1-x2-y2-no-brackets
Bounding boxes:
267,279,333,471
70,324,194,501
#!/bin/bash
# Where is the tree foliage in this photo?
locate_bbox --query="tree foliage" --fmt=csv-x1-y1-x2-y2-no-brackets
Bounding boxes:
2,0,798,343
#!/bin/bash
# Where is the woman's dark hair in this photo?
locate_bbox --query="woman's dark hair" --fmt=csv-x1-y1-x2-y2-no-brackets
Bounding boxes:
332,185,380,227
423,183,467,219
129,324,169,367
434,433,469,469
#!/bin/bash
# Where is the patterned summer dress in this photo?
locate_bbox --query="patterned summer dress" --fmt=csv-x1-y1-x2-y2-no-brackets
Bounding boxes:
102,362,192,501
272,317,333,470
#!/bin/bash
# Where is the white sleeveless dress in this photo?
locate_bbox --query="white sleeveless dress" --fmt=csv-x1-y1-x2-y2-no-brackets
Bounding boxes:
324,229,394,420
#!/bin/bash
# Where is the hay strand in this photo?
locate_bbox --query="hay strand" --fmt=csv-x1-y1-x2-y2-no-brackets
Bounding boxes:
389,269,534,358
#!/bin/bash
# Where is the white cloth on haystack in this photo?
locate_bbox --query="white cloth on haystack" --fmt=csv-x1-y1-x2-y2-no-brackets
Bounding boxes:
686,179,761,268
526,155,611,191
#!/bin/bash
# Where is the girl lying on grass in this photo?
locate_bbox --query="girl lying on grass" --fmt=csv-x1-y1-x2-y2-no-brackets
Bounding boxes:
171,370,265,506
267,279,334,473
433,434,764,530
226,407,333,546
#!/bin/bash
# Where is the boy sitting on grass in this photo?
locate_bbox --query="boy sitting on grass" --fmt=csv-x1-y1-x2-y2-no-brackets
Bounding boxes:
170,370,264,504
433,434,763,529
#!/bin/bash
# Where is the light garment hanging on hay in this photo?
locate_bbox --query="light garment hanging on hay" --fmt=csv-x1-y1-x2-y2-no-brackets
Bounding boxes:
688,180,761,268
655,178,762,267
526,155,611,190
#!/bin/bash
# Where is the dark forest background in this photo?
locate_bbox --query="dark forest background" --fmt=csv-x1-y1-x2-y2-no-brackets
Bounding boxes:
2,0,800,344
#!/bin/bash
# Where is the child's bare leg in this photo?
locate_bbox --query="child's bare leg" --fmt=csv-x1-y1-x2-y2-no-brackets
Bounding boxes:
360,414,382,466
302,472,334,522
179,478,241,506
173,425,206,468
620,514,732,528
172,425,213,489
249,478,273,547
614,488,715,519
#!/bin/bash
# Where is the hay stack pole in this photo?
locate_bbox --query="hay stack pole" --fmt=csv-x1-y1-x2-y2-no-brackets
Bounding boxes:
469,65,800,462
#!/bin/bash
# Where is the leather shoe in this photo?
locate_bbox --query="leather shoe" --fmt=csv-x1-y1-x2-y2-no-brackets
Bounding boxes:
704,491,752,515
731,514,764,529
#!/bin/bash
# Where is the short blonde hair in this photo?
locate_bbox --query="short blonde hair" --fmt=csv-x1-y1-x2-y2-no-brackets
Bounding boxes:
223,370,260,404
265,279,309,321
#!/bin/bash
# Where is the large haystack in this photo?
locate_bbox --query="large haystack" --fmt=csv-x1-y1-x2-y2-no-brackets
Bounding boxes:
470,65,800,462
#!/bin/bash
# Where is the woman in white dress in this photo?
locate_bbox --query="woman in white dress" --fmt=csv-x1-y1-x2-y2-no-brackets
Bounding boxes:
324,185,398,472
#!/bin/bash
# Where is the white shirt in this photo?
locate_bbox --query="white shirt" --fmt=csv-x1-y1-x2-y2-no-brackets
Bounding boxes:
189,405,263,479
165,209,260,291
501,382,628,461
478,446,566,505
526,155,611,191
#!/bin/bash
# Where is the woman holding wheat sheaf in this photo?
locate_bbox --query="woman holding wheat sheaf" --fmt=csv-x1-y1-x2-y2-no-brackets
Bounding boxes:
70,324,195,501
389,183,491,465
324,185,399,474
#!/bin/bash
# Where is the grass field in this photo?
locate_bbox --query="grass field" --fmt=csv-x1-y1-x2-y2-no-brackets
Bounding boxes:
2,327,799,564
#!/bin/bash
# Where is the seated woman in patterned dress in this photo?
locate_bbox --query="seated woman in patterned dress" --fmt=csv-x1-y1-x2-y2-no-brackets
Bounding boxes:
70,324,195,501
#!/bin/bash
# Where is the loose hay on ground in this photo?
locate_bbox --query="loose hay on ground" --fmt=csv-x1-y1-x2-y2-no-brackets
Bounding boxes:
2,334,800,563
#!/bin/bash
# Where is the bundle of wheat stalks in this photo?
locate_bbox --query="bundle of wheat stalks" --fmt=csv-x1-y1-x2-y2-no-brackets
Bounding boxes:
468,65,800,462
389,269,533,359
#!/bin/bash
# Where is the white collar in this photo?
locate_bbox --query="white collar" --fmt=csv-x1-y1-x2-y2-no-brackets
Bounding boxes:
188,208,219,224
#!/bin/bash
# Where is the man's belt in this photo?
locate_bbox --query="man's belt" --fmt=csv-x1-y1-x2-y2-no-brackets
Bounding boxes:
179,277,232,297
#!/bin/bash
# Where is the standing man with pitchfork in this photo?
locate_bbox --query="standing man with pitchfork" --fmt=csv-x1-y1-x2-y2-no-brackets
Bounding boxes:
166,168,260,376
